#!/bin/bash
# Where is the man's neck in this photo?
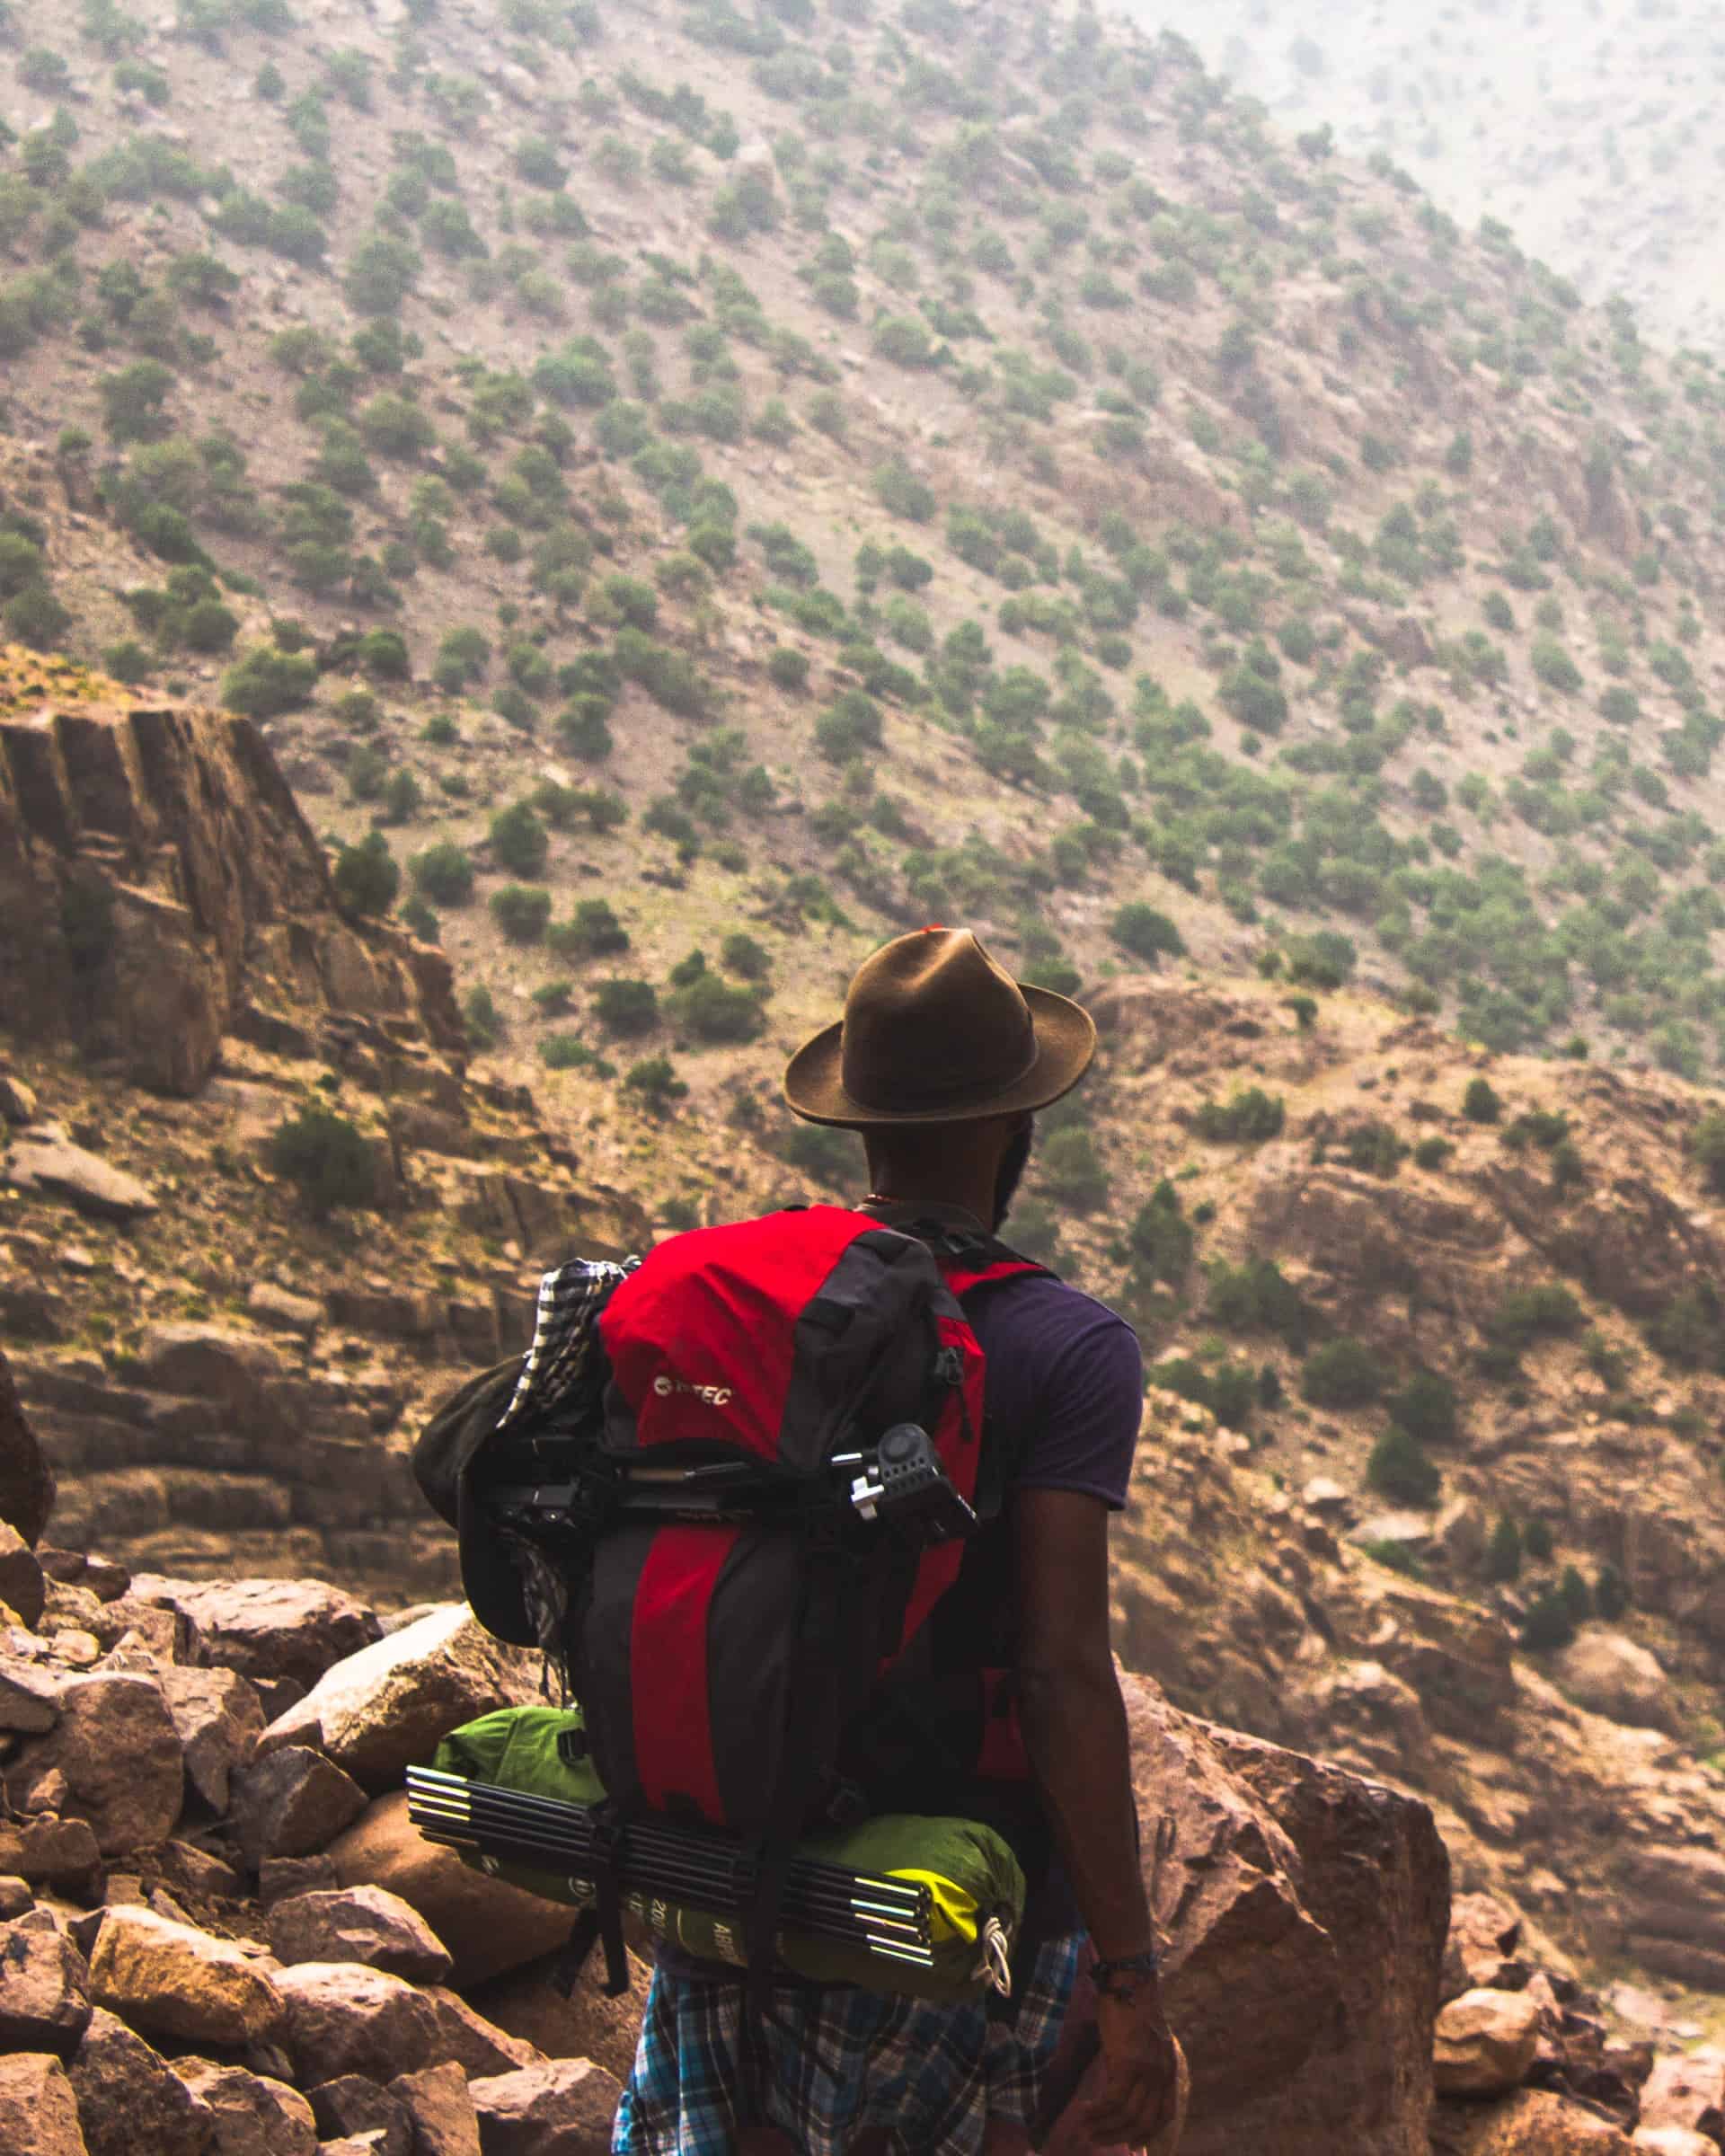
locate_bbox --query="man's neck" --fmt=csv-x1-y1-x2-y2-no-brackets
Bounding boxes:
860,1191,992,1233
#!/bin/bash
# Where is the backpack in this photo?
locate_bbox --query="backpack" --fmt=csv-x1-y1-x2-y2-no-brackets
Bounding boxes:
412,1203,1043,1995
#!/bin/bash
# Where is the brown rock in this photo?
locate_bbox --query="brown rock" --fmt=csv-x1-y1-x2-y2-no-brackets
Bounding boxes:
1443,1894,1527,2001
272,1962,447,2084
66,2005,216,2156
267,1886,453,1984
421,1986,539,2077
1435,1988,1543,2096
307,2077,411,2156
1430,2088,1634,2153
0,1650,66,1733
387,2063,482,2156
1638,2049,1725,2140
230,1747,367,1868
0,1815,102,1885
257,1605,540,1794
1555,1630,1676,1733
0,1913,92,2058
4,1673,183,1855
246,1282,323,1339
3,1134,157,1224
0,1524,45,1629
260,1854,340,1906
1632,2131,1719,2156
327,1795,573,1986
0,1348,55,1547
0,2051,89,2156
467,1949,652,2084
0,1878,30,1920
159,1666,265,1814
87,1904,283,2046
129,1576,381,1692
0,1077,37,1126
466,2061,622,2156
174,2063,317,2156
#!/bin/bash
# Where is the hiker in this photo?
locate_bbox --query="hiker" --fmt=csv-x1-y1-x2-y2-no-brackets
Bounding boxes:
613,927,1181,2155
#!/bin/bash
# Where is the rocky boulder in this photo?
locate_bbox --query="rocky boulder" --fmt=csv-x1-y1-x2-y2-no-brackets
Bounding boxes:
1434,1988,1543,2096
466,2061,622,2156
1430,2089,1634,2153
255,1604,540,1794
86,1905,283,2046
0,1348,54,1548
1555,1630,1677,1733
66,2006,216,2156
173,2062,316,2156
4,1673,182,1855
0,1913,92,2059
0,2051,88,2156
267,1886,453,1985
128,1576,382,1692
1637,2049,1725,2142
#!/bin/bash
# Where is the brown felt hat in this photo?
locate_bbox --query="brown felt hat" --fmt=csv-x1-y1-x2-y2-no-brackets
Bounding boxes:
783,926,1096,1128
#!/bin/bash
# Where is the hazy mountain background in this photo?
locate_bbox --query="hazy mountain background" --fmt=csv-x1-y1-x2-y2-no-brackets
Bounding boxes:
1147,0,1725,349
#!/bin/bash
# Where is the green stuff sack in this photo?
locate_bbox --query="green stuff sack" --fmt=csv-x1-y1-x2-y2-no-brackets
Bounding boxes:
430,1705,1025,2004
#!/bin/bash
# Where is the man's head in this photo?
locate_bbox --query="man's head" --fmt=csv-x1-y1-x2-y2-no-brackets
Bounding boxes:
783,927,1094,1224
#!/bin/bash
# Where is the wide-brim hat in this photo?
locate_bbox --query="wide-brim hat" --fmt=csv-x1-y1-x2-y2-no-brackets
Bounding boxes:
783,926,1096,1128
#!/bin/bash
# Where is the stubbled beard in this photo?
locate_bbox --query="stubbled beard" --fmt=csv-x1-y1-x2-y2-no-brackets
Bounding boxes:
993,1120,1034,1231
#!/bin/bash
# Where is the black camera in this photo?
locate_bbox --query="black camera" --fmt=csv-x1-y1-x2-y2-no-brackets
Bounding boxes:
845,1423,978,1546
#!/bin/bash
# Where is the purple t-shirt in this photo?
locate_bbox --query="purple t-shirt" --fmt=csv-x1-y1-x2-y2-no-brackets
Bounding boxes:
966,1268,1144,1512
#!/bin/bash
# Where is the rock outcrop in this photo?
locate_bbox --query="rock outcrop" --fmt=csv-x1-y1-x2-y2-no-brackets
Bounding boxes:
0,700,463,1098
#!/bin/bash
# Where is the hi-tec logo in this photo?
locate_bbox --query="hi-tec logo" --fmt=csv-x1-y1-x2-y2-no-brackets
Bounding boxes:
653,1374,734,1407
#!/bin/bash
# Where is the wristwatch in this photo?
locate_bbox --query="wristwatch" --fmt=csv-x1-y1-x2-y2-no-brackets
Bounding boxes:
1092,1947,1162,1996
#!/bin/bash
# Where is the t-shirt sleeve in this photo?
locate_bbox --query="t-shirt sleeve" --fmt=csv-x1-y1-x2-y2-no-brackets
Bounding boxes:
1011,1302,1144,1512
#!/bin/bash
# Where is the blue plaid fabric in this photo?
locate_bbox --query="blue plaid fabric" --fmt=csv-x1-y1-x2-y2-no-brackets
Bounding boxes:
612,1932,1083,2156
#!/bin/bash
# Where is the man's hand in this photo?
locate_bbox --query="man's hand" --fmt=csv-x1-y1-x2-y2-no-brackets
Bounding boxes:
1085,1981,1182,2150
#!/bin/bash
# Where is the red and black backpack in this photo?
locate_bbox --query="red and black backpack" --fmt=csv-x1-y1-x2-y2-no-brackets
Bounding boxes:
417,1203,1045,1994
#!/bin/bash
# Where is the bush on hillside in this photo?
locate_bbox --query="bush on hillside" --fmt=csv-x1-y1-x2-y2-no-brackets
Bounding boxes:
1193,1089,1285,1144
1128,1180,1193,1286
624,1056,688,1115
1463,1076,1501,1124
221,644,317,717
1366,1426,1440,1507
408,841,474,907
489,801,549,876
1205,1258,1307,1348
1387,1372,1458,1448
668,971,764,1044
332,831,398,918
1300,1336,1387,1409
1482,1515,1522,1583
490,883,553,943
547,897,631,959
268,1103,376,1219
1039,1127,1108,1212
1110,901,1184,964
594,977,660,1036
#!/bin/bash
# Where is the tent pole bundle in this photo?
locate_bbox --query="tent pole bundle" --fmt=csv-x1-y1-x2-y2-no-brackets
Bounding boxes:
405,1766,937,1972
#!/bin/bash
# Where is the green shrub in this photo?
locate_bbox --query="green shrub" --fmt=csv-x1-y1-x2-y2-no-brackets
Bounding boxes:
624,1055,688,1115
1388,1372,1457,1447
782,1120,856,1187
1128,1180,1194,1286
1110,901,1184,964
1205,1258,1307,1347
668,970,764,1043
1482,1514,1522,1583
221,644,317,717
595,976,660,1035
1300,1336,1388,1409
332,830,398,917
1692,1109,1725,1196
489,800,549,875
1039,1127,1108,1212
1366,1426,1440,1507
1413,1136,1452,1171
1194,1089,1285,1144
721,932,771,981
767,646,810,692
267,1103,377,1218
547,897,630,959
1645,1283,1723,1370
1595,1563,1627,1621
463,985,501,1049
1462,1076,1501,1124
490,883,553,943
1519,1591,1576,1653
408,840,474,906
1482,1284,1586,1370
873,458,937,522
99,358,175,442
4,586,73,650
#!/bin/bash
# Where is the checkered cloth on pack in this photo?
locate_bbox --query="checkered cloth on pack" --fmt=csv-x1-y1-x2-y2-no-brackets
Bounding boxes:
612,1931,1083,2156
498,1255,639,1434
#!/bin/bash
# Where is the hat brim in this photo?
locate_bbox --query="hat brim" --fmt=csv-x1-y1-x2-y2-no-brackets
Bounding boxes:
783,983,1097,1128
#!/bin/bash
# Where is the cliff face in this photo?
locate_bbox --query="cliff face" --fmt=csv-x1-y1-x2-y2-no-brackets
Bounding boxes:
0,694,461,1098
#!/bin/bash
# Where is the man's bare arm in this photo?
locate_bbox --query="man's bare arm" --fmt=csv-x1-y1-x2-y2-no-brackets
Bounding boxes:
1013,1486,1150,1958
